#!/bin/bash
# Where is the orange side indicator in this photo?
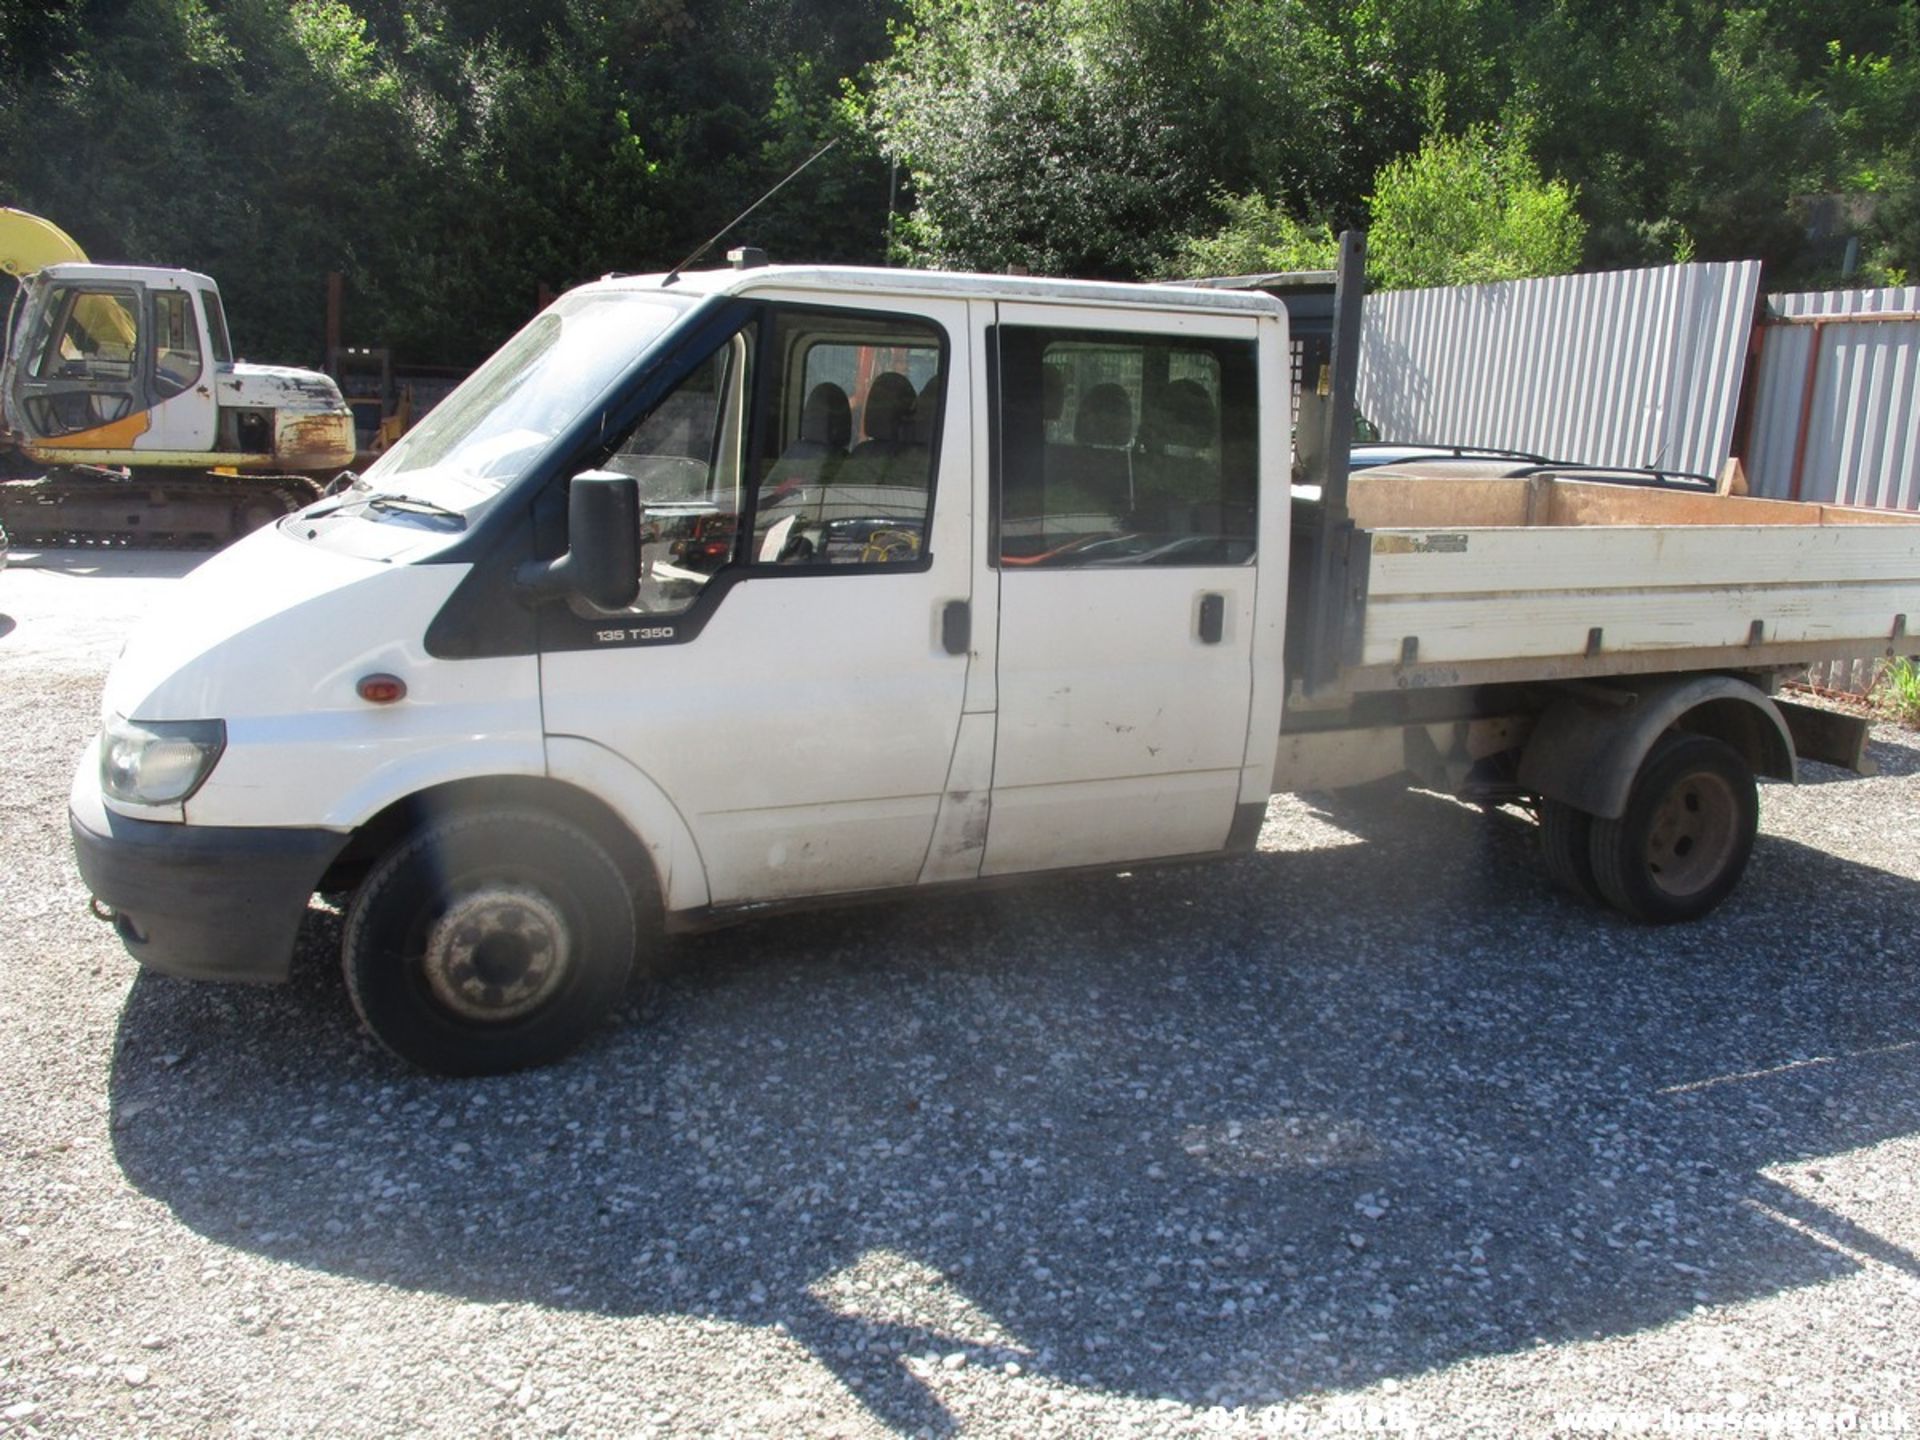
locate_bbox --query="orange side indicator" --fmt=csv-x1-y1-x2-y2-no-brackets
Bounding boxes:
356,674,407,705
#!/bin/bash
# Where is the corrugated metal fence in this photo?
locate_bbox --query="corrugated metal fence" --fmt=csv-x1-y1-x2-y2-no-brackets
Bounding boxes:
1357,261,1762,478
1741,285,1920,509
1353,264,1919,695
1741,286,1920,692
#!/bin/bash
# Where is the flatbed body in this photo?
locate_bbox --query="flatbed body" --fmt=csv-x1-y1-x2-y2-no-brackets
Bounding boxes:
1326,468,1920,696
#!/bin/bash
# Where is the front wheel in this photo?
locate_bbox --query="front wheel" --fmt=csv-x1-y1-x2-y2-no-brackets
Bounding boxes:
342,808,637,1075
1590,734,1758,923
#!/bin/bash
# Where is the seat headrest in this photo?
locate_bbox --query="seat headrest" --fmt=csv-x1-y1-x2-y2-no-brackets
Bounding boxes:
1075,382,1134,448
862,372,917,442
1042,365,1067,422
1149,378,1217,451
800,382,851,448
912,377,940,444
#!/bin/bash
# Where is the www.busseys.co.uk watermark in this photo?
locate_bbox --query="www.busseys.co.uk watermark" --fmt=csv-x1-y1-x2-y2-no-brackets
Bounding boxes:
1553,1407,1913,1435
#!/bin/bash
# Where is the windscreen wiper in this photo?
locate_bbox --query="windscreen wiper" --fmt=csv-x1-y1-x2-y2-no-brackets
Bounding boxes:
366,493,467,526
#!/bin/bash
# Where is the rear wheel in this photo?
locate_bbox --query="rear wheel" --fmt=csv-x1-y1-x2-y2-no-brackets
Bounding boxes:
1538,799,1604,906
342,807,637,1075
1590,734,1757,923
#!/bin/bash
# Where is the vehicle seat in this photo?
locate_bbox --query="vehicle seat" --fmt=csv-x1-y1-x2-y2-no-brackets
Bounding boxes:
890,375,940,492
840,371,920,488
1145,378,1216,454
154,348,200,400
761,382,851,496
1138,378,1220,530
911,376,940,447
1061,381,1136,514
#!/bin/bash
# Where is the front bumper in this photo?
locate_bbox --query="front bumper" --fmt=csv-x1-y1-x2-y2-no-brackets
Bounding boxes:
70,770,348,984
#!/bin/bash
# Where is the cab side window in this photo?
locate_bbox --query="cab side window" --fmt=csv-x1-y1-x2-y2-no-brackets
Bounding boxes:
152,290,204,399
30,286,139,381
996,326,1257,567
750,310,943,567
579,305,945,621
21,285,143,436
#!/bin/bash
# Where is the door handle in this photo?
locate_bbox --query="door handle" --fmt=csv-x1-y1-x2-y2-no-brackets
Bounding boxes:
1198,592,1225,645
941,600,971,655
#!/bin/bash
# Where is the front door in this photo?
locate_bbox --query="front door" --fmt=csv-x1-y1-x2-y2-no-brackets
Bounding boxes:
8,279,217,455
982,304,1266,875
139,285,217,452
538,294,976,906
9,280,148,449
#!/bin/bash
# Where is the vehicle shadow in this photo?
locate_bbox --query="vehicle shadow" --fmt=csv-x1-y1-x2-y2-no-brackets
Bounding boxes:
109,786,1920,1432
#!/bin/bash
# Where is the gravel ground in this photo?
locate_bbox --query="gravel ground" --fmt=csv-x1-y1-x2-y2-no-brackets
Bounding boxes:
3,549,1919,1438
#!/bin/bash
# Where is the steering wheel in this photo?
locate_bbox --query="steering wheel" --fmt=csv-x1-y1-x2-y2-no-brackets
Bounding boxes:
860,528,920,563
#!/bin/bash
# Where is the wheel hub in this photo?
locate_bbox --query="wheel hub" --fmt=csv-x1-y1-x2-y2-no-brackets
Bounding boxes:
421,884,571,1022
1643,769,1740,897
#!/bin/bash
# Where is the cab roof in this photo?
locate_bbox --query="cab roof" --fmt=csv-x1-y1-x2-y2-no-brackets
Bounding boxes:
580,263,1287,318
32,261,217,291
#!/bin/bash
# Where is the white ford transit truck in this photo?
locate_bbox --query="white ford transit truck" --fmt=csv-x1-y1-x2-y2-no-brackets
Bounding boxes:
71,236,1920,1073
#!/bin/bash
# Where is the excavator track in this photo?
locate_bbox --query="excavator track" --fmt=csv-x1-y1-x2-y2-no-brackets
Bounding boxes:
0,468,322,550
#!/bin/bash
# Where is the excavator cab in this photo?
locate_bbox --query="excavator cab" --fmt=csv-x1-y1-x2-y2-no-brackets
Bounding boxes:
5,265,226,455
0,208,354,545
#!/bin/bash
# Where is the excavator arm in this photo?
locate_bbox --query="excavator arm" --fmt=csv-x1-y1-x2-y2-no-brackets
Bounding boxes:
1,207,89,277
1,211,138,358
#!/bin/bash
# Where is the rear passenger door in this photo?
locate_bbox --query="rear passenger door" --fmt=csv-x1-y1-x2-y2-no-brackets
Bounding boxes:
983,304,1266,875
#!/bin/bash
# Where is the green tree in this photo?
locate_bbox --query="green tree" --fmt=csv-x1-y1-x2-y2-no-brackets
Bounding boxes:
1166,192,1338,279
1168,122,1585,290
865,0,1216,276
1366,123,1586,289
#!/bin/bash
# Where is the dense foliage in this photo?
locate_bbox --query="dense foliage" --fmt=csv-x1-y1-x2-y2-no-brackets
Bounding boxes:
871,0,1920,287
3,0,1915,365
1,0,895,363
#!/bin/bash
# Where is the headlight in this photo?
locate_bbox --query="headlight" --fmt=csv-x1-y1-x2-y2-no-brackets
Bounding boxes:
101,715,226,805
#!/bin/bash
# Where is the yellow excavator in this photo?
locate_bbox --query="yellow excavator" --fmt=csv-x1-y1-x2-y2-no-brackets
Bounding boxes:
1,207,354,546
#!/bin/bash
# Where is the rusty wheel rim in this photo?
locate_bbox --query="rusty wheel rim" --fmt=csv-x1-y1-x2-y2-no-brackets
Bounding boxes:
421,884,571,1022
1643,768,1740,898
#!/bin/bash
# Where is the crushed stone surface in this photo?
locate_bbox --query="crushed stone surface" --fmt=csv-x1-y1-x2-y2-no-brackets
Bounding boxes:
3,549,1918,1437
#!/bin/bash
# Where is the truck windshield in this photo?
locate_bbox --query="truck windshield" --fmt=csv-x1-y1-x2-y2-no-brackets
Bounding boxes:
359,290,690,513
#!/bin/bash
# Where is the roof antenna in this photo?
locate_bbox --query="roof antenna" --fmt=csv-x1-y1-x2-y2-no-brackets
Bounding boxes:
662,137,840,286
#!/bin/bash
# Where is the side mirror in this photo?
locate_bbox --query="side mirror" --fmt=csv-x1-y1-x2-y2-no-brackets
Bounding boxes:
516,471,640,609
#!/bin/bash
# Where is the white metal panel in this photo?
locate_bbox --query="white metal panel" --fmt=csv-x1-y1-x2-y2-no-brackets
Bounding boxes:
1358,522,1920,669
983,299,1263,877
1743,285,1920,510
540,294,976,907
1357,262,1761,478
94,527,545,832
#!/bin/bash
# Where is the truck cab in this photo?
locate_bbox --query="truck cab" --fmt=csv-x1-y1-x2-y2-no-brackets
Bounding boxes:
70,266,1291,1071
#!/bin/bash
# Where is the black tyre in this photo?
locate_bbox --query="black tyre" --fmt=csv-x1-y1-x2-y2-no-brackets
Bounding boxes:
1590,734,1758,924
342,807,637,1075
1538,798,1605,906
